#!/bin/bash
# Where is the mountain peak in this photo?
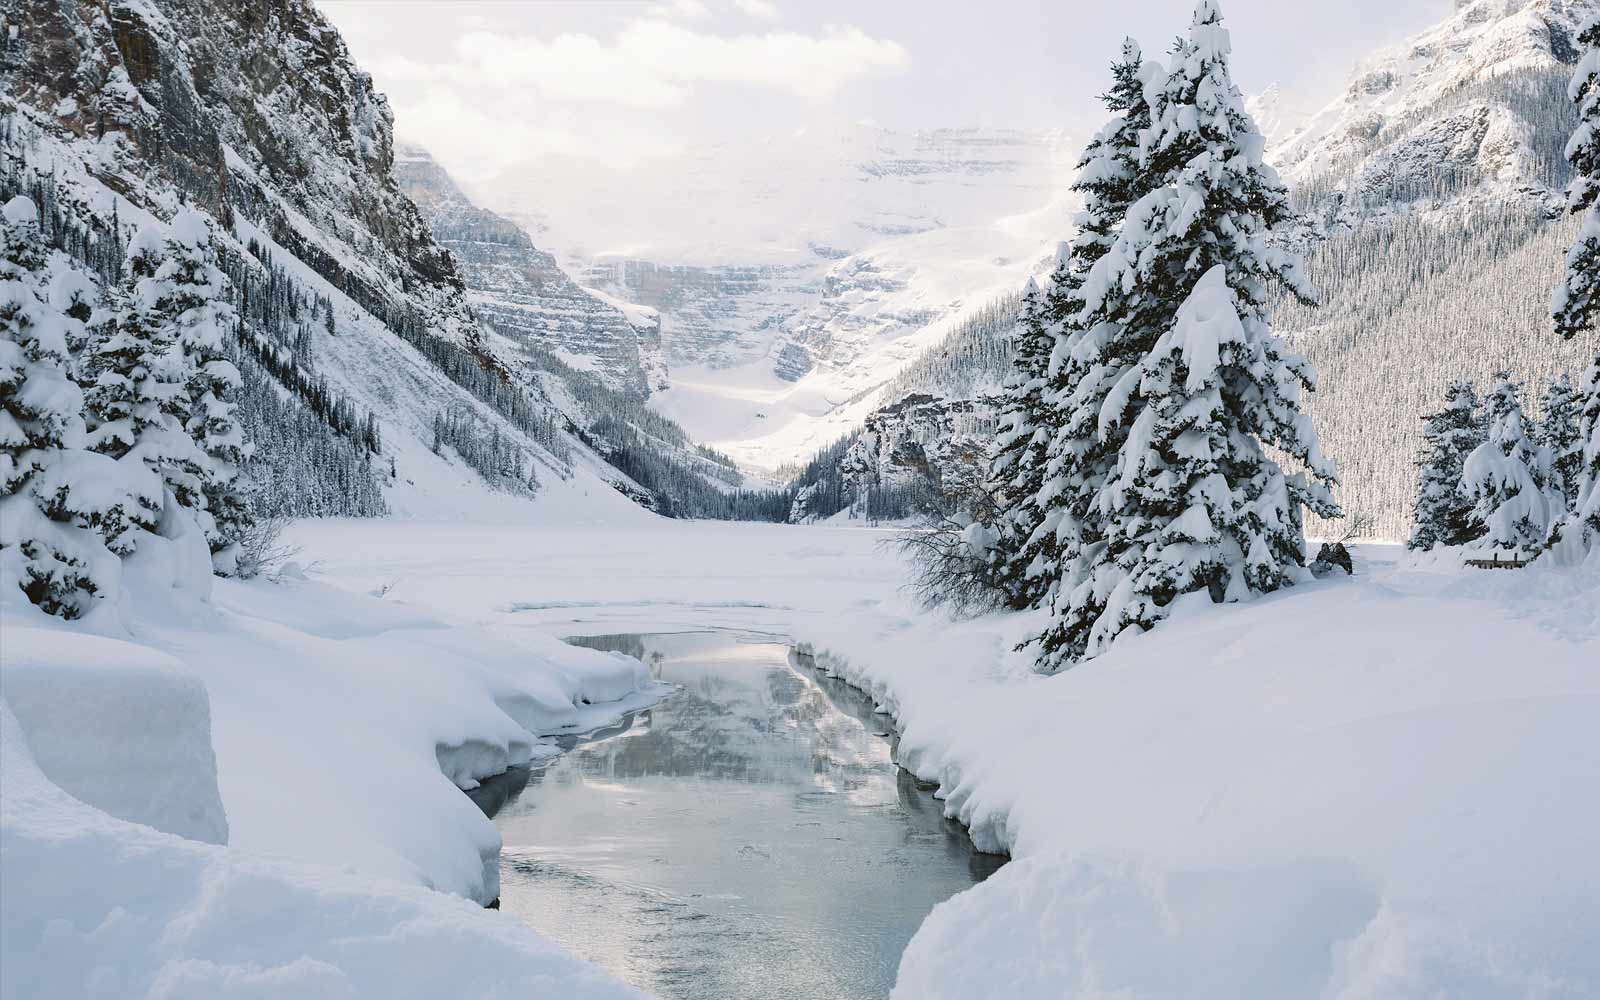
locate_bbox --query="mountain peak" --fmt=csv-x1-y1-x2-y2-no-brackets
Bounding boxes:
1268,0,1594,218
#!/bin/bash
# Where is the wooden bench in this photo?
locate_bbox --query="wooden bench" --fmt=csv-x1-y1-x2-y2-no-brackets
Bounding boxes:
1464,552,1530,570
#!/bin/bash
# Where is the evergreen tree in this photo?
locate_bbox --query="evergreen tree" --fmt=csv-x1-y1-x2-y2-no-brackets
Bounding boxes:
986,38,1159,615
1462,374,1561,553
1554,15,1600,341
162,209,252,573
81,214,251,567
984,275,1052,605
1539,374,1583,509
1034,1,1338,670
1408,379,1485,550
80,220,193,550
0,197,154,617
1548,13,1600,561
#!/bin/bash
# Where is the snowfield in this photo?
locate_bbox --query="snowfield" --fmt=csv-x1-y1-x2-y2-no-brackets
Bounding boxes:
4,502,1597,998
286,513,1600,999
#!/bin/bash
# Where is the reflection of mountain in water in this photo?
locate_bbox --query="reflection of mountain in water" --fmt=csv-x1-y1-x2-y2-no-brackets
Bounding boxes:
547,639,883,789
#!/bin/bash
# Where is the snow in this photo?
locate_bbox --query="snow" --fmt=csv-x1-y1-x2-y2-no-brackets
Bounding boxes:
283,518,1600,997
0,702,649,1000
0,626,228,845
4,195,38,227
1,504,673,995
1160,264,1240,394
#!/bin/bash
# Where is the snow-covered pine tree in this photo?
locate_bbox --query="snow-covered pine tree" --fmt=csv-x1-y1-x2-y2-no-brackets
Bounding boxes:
1555,14,1600,341
80,220,192,551
984,274,1053,606
1033,1,1338,670
1462,374,1561,554
0,197,153,617
1539,374,1583,509
80,214,252,564
162,209,252,574
1408,379,1485,550
1548,13,1600,561
986,38,1160,619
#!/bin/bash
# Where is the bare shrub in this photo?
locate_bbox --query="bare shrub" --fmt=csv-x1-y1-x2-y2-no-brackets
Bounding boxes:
892,472,1016,618
234,515,301,580
1337,510,1378,544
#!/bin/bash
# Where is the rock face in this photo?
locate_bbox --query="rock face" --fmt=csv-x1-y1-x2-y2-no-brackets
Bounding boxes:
1,0,664,517
839,393,996,507
394,145,666,397
0,0,477,340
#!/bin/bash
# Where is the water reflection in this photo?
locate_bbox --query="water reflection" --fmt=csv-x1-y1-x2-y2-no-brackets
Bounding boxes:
491,631,1003,1000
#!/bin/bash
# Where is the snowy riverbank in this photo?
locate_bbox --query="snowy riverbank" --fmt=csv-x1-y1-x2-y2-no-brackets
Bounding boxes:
1,528,668,999
291,517,1600,998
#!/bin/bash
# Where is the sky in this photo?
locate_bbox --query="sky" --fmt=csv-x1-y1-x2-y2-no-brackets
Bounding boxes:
317,0,1445,188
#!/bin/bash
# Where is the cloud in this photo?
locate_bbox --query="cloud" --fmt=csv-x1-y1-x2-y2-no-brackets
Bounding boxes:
380,18,909,109
734,0,780,20
661,0,712,18
394,90,679,181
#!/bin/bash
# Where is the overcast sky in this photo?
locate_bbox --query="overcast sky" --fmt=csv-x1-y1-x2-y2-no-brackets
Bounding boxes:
318,0,1445,183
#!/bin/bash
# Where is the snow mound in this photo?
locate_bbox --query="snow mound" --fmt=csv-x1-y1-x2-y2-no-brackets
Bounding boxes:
0,627,228,845
0,702,648,1000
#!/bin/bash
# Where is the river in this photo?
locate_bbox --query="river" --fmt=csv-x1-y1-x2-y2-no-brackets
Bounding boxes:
473,630,1003,1000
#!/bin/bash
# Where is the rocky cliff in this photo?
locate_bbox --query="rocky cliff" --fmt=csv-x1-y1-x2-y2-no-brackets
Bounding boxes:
393,145,666,397
0,0,477,341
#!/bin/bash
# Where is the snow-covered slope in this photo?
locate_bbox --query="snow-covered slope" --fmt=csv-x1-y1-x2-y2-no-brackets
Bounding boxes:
1264,0,1600,539
472,124,1074,470
0,0,672,520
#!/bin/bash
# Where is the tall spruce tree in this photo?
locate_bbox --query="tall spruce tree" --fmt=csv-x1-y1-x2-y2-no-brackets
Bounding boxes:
1408,379,1485,550
1539,374,1583,510
1033,1,1338,670
985,274,1053,606
1462,374,1560,554
162,209,252,574
986,38,1159,616
80,221,192,550
81,214,251,568
1548,13,1600,561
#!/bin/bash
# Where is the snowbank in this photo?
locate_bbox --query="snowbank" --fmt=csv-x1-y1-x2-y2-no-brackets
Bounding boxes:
0,625,228,845
290,519,1600,998
138,573,667,905
2,516,667,912
0,702,648,1000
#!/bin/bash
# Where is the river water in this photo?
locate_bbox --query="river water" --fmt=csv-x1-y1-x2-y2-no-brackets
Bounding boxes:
481,630,1003,1000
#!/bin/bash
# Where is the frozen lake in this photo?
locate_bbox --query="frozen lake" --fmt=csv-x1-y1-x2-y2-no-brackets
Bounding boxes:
483,631,1003,999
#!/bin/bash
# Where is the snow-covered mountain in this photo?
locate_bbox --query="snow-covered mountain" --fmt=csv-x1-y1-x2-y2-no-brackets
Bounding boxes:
393,145,667,398
1274,0,1590,224
0,0,696,520
468,124,1076,470
1245,84,1311,147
